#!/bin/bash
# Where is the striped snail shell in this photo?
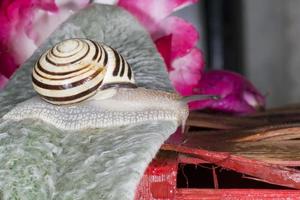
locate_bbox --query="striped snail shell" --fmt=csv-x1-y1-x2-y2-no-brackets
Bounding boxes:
32,38,135,105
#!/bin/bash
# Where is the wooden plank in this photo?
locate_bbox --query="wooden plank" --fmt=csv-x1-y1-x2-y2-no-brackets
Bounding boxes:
176,189,300,199
186,110,300,129
183,110,300,163
186,112,262,129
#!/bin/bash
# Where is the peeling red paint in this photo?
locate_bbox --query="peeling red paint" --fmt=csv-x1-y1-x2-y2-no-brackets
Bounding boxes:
135,153,178,200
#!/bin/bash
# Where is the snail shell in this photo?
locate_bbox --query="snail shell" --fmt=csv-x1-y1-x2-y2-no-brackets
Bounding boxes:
32,38,135,105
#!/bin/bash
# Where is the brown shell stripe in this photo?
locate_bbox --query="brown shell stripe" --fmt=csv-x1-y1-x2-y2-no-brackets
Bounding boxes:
127,62,132,80
112,47,121,76
33,64,92,80
40,80,103,102
103,45,108,66
36,61,87,76
96,43,103,62
120,55,126,77
91,40,100,60
110,46,132,80
32,68,103,90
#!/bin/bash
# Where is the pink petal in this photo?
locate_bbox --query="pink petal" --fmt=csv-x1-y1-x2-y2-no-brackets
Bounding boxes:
30,0,89,46
0,74,8,90
118,0,198,34
0,0,89,79
156,16,199,60
9,29,37,65
169,48,205,96
0,0,59,74
34,0,59,12
190,70,266,114
154,34,172,70
0,43,18,78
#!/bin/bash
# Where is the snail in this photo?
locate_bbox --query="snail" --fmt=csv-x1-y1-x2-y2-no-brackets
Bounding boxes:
3,38,217,131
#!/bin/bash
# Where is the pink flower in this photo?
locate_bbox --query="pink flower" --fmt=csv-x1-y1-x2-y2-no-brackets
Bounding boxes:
0,0,89,89
169,48,204,95
118,0,198,35
0,74,8,89
0,0,58,78
118,0,204,96
112,0,267,114
102,0,266,114
190,70,266,114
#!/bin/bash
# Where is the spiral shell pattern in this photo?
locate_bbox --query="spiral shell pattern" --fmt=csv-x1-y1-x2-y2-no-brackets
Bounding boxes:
32,38,135,105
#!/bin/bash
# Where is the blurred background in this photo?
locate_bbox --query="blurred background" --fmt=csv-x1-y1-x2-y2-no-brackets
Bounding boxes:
175,0,300,108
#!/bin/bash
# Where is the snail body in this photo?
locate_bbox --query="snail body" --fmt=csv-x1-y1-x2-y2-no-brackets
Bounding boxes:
4,87,189,130
4,38,214,131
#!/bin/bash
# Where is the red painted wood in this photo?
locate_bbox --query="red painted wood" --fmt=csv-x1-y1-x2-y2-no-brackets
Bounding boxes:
176,189,300,199
135,153,178,200
136,151,300,199
162,143,300,189
135,127,300,198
